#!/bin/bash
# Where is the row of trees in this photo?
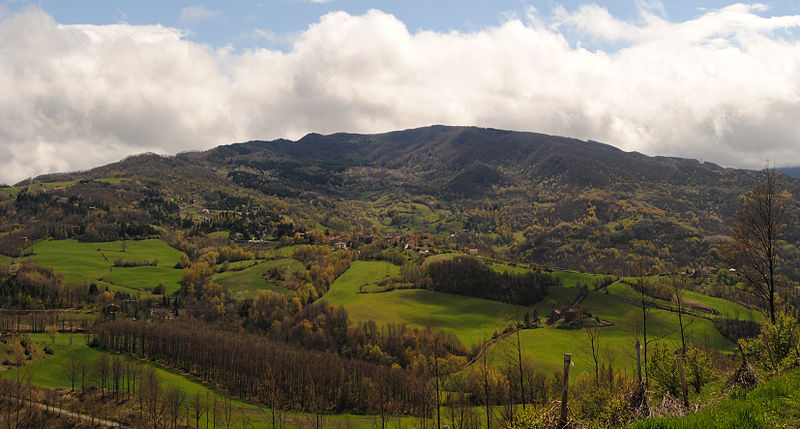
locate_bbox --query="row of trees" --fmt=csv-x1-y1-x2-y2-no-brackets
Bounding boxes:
94,319,433,416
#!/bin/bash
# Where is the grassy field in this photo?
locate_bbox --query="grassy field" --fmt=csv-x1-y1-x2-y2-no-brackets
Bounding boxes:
25,239,185,294
324,261,580,346
215,258,304,298
213,259,260,271
606,282,763,322
491,290,735,377
681,289,763,322
551,270,612,287
100,266,183,295
0,180,78,197
0,254,11,266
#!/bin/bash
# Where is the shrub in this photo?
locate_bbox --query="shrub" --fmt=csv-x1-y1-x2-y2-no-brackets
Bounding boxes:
685,347,712,393
153,281,166,295
577,387,630,428
741,311,800,374
647,343,681,397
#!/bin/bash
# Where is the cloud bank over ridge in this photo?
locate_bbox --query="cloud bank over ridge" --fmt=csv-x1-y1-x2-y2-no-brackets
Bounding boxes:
1,4,799,184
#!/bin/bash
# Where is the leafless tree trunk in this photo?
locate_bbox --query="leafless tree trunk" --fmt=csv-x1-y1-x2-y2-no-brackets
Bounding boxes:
632,267,655,387
672,276,694,356
584,319,601,387
482,352,491,429
65,356,81,391
728,168,787,324
433,338,441,429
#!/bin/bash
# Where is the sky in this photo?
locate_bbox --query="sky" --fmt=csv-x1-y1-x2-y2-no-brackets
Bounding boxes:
1,1,800,184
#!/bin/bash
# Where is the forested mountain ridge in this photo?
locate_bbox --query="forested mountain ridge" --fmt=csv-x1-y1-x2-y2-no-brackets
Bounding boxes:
4,125,800,276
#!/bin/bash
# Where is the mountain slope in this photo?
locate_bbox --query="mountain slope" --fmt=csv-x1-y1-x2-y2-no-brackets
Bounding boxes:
3,125,799,276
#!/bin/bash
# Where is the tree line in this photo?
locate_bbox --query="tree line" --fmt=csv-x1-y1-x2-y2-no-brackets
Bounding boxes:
94,319,433,417
426,255,559,305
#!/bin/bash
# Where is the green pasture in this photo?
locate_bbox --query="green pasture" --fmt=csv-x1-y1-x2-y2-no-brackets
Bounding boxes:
215,258,304,298
0,255,12,266
214,259,261,271
100,266,183,295
0,180,77,197
606,282,763,322
3,333,221,401
489,290,735,377
262,245,302,259
551,270,613,287
421,252,459,266
0,178,126,197
324,262,602,346
25,239,184,294
681,289,763,322
489,263,532,275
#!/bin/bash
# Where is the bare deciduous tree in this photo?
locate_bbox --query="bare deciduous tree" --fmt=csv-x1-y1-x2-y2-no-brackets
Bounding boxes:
728,168,787,324
65,356,81,392
584,318,601,387
671,276,694,356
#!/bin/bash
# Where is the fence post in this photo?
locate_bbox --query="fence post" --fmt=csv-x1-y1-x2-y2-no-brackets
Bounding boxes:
559,353,571,428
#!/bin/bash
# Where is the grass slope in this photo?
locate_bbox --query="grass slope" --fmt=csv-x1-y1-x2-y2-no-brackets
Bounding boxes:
631,369,800,428
495,291,735,376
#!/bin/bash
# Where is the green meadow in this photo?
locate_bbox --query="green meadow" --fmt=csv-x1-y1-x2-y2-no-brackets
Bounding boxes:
325,261,579,346
25,239,185,294
490,290,735,376
0,180,78,197
606,282,762,322
215,258,305,298
100,265,183,295
681,289,763,322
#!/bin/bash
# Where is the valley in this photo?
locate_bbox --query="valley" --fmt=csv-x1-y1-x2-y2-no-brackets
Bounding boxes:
1,126,798,428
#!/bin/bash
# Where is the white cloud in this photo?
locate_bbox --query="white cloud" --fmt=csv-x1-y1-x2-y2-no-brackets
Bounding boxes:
178,6,220,24
1,4,800,184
